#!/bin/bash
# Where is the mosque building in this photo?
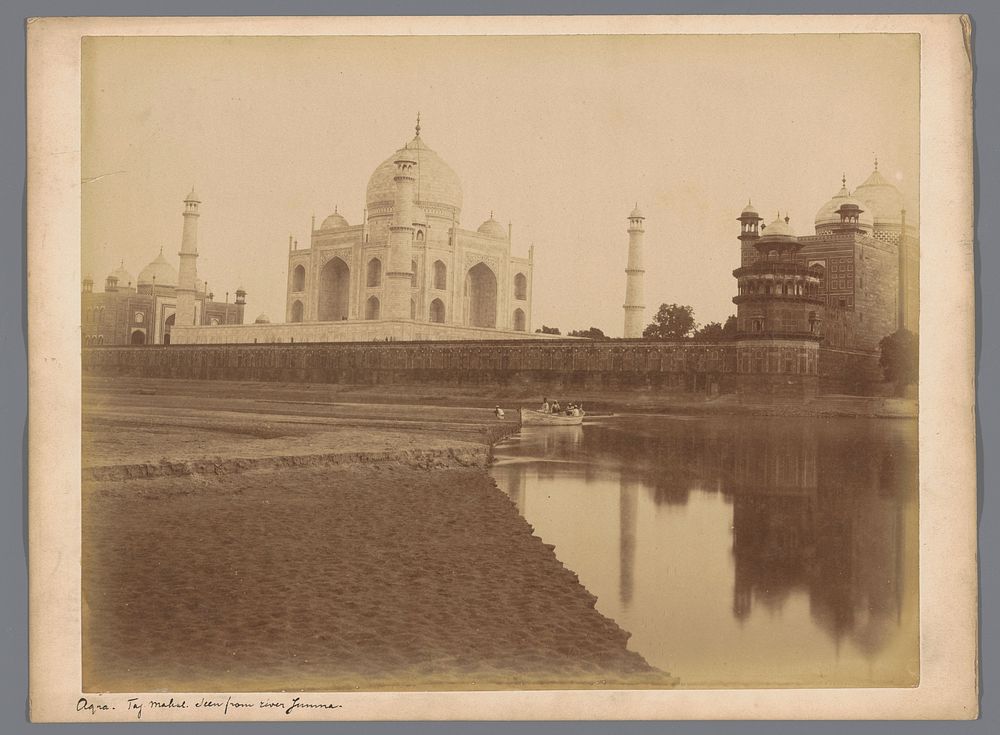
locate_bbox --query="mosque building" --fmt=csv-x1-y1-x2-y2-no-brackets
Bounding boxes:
169,117,541,345
81,189,246,346
732,159,919,397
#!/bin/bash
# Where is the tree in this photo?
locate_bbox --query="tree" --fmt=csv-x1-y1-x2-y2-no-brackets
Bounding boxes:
878,329,918,393
568,326,607,340
642,303,696,340
693,321,725,341
722,315,738,338
534,325,561,335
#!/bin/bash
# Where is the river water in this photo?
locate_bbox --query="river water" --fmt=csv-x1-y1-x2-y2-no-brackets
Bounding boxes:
490,414,919,688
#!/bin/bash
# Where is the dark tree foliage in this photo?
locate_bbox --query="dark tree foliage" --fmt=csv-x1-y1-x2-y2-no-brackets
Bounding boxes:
568,327,607,340
722,315,738,338
879,329,919,391
693,321,725,341
643,303,696,340
534,325,561,335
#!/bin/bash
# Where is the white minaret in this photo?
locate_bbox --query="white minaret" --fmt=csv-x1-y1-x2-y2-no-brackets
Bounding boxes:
623,204,646,338
175,188,201,328
384,138,417,321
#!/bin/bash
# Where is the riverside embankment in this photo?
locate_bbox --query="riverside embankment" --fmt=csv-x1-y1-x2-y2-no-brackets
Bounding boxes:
82,377,671,691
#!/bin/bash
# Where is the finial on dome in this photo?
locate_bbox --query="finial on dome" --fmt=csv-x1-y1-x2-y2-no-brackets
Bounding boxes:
415,112,421,137
490,210,494,219
334,204,338,214
874,155,879,171
842,173,847,187
784,214,790,224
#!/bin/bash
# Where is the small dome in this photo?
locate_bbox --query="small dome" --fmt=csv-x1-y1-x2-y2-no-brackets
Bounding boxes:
740,200,759,217
477,216,507,239
761,213,795,239
185,187,200,203
137,251,177,288
254,313,270,324
108,263,134,288
630,204,645,219
853,165,905,224
319,209,349,230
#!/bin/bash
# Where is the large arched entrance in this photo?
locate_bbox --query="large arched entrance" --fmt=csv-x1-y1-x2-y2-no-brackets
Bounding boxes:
318,257,350,321
130,329,146,345
464,262,497,328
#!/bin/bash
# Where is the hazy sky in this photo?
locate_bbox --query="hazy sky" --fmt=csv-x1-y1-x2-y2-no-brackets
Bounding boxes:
82,33,919,335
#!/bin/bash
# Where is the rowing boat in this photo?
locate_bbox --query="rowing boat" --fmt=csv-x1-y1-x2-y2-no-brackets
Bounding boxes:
519,408,585,426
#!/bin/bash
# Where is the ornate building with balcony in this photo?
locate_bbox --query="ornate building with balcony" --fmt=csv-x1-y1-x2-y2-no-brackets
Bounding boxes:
732,161,919,397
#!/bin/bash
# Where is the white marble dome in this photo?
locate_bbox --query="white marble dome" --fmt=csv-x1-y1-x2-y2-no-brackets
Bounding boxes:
320,210,349,230
761,213,795,239
366,133,463,219
137,251,178,287
254,313,270,324
108,263,134,288
477,216,506,239
814,182,852,230
853,167,906,224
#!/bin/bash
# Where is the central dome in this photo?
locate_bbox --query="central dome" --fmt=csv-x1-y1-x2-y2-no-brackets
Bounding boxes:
853,167,905,224
366,133,463,219
137,250,178,288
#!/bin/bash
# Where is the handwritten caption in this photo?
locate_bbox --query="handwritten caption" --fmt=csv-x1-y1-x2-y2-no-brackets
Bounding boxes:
77,695,343,720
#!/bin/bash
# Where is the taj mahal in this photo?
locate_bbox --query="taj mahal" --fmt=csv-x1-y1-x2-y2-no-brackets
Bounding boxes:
170,117,546,345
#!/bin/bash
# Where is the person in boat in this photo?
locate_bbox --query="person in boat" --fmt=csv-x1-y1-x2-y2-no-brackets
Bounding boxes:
541,397,550,413
495,405,505,419
551,399,560,413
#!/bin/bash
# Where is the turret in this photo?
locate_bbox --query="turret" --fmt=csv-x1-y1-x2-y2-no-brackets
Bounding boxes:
175,187,201,327
82,274,93,294
738,200,762,267
623,204,646,338
235,286,246,305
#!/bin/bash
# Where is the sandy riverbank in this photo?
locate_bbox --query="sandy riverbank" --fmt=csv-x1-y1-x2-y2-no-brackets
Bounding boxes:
82,381,672,691
85,375,917,419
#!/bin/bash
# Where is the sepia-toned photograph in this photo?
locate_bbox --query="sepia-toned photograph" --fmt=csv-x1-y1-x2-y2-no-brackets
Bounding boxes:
26,14,978,722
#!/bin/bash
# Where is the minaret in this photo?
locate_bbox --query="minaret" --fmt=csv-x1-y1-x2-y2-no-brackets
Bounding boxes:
176,187,201,327
623,204,646,338
738,200,762,267
384,132,418,320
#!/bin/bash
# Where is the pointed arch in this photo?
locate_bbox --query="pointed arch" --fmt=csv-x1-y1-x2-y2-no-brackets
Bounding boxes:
292,264,306,292
291,299,304,323
366,258,382,287
430,298,445,323
514,272,527,300
365,295,381,320
464,262,497,328
433,260,447,290
513,308,526,331
318,257,350,321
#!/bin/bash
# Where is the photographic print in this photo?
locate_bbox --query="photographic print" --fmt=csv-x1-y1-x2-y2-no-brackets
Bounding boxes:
28,15,977,721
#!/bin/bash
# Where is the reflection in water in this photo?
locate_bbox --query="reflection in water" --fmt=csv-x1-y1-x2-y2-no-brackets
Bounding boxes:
491,416,918,687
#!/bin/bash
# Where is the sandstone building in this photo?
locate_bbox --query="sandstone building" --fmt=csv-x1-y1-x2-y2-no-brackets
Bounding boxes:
732,160,919,397
81,189,245,346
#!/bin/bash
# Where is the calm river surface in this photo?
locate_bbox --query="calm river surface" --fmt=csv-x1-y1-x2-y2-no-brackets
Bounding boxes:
490,415,919,688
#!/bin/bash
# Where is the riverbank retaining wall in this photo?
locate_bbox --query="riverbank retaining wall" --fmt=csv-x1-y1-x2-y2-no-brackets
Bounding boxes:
82,340,879,397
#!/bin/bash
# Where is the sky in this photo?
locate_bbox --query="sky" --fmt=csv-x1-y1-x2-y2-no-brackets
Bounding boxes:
81,33,919,336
